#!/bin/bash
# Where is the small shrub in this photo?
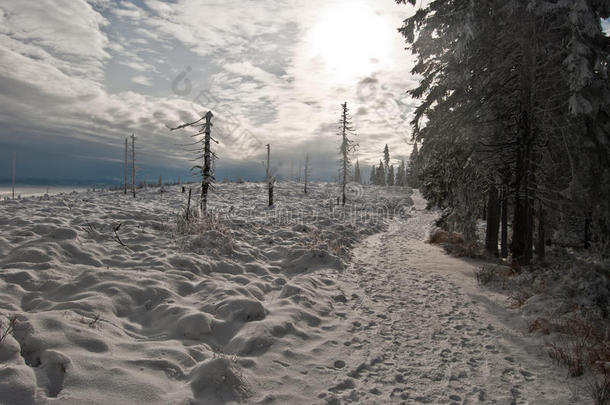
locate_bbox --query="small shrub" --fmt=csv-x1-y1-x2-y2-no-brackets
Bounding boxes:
528,318,552,335
507,291,531,309
475,266,500,285
585,370,610,405
548,341,585,377
547,317,610,379
429,229,481,258
0,315,17,346
429,229,464,245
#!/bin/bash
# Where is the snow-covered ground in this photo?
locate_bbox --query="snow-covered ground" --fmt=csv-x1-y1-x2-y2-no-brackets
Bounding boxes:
0,182,583,404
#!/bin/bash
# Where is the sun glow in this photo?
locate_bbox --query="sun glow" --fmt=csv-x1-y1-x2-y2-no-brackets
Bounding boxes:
306,1,391,83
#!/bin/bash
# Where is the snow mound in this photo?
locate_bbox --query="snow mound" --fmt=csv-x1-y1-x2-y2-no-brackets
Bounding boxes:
0,181,400,403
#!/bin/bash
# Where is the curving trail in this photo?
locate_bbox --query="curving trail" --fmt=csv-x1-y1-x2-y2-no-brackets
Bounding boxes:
318,193,581,405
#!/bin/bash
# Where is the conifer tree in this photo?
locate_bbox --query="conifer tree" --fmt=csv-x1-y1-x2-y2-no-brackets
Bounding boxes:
369,165,376,185
338,102,358,205
397,0,610,263
406,143,420,188
396,160,406,187
387,165,395,186
383,144,390,172
376,160,385,186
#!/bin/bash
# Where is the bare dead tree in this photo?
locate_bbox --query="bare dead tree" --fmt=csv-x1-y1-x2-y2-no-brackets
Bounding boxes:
124,138,128,195
169,111,217,214
11,151,16,200
338,102,357,206
186,187,192,221
262,144,274,207
131,134,136,198
304,153,310,194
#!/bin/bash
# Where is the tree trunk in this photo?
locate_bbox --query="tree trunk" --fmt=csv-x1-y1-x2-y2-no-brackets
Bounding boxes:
11,151,16,200
131,134,136,198
536,204,546,261
584,210,592,249
266,144,273,207
124,138,128,195
268,181,274,207
501,188,508,258
304,155,309,194
341,175,346,206
485,184,500,256
201,111,213,214
511,8,536,266
186,187,192,221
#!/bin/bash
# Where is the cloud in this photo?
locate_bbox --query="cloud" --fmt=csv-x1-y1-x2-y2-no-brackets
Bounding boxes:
132,75,153,86
0,0,420,182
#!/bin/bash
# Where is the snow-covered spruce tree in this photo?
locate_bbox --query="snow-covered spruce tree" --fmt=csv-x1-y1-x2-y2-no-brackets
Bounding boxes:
376,160,386,186
169,111,217,214
383,144,390,173
397,0,609,263
353,159,362,184
396,159,406,187
338,102,358,205
387,165,395,187
406,142,420,189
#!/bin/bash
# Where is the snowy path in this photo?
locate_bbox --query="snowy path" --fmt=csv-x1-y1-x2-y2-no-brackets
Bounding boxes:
317,196,581,404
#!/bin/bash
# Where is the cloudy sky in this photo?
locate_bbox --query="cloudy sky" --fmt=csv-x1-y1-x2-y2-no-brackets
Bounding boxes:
0,1,608,184
0,0,422,184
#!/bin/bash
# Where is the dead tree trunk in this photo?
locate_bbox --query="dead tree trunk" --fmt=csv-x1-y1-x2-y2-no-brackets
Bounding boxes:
201,111,213,214
304,154,310,194
169,111,217,214
485,184,500,257
131,134,136,198
186,187,192,221
11,151,16,200
124,138,128,195
265,144,274,207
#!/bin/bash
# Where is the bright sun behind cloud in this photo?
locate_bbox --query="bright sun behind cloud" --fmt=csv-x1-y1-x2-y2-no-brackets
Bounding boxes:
306,1,392,83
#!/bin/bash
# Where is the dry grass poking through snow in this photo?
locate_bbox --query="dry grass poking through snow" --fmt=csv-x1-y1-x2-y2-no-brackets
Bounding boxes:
476,259,610,404
0,181,413,404
165,209,235,256
429,229,481,258
0,315,17,347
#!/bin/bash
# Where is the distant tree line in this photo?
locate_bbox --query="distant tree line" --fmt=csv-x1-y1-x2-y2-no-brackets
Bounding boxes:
365,143,417,188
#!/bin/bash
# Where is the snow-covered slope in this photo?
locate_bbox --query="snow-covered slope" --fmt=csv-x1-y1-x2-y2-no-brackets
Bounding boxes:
0,183,581,404
0,181,411,404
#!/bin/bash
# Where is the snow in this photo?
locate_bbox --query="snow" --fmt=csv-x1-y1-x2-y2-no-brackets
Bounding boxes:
0,182,584,404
